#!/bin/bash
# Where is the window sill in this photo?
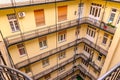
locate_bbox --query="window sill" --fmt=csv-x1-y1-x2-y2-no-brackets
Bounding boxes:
40,46,47,50
12,30,20,33
101,43,106,46
20,54,27,58
42,64,49,68
59,56,65,60
58,40,66,43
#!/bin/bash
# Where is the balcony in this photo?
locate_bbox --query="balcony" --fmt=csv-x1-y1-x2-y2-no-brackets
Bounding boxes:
107,0,120,3
5,17,116,47
32,53,98,80
15,38,107,69
53,67,78,80
32,54,81,79
98,63,120,80
0,64,32,80
0,0,69,10
77,65,97,80
89,61,102,72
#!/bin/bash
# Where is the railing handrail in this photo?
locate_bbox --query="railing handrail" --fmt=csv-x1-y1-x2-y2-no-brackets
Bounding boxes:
0,64,32,80
15,37,107,69
0,0,66,9
98,63,120,80
5,17,116,47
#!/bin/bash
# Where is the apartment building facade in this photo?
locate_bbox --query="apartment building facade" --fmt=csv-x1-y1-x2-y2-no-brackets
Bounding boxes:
0,0,120,80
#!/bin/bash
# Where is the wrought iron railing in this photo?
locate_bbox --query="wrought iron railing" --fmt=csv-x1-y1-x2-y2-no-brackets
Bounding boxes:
107,0,120,3
15,38,107,69
32,53,99,80
32,54,82,79
0,64,32,80
0,0,67,9
53,64,97,80
98,63,120,80
78,64,97,80
5,17,116,47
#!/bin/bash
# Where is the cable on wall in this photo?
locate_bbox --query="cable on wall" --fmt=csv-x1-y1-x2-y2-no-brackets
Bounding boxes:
72,0,82,79
9,0,34,78
54,0,59,79
95,0,108,52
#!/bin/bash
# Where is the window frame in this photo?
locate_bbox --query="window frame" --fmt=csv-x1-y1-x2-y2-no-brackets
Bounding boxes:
7,14,20,32
58,51,66,60
42,58,49,67
58,30,66,43
108,8,117,23
102,33,109,45
17,43,26,56
38,37,47,49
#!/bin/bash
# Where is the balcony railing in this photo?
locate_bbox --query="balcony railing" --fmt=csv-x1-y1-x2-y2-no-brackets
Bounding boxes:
89,62,102,72
98,63,120,80
53,67,78,80
32,54,82,79
107,0,120,3
78,65,97,80
0,0,68,9
53,64,97,80
0,64,32,80
15,38,107,69
5,17,116,47
32,53,98,80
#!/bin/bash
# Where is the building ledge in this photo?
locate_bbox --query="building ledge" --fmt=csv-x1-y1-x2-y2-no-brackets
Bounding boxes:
0,0,72,10
15,38,107,69
5,17,116,47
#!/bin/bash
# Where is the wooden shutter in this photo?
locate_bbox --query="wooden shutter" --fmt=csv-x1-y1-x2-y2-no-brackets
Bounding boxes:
58,5,67,22
58,30,66,35
38,36,46,42
34,9,45,26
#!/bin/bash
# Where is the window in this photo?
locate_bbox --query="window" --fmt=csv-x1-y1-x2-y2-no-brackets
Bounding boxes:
25,66,31,73
58,5,67,22
78,3,84,18
86,26,96,38
38,36,47,49
108,36,113,47
44,74,51,80
89,3,102,19
34,9,45,26
117,16,120,24
58,51,66,60
58,30,66,42
17,43,26,56
84,45,93,54
42,58,49,67
82,59,88,67
108,9,117,23
7,14,19,32
98,53,102,61
58,66,65,73
102,33,109,44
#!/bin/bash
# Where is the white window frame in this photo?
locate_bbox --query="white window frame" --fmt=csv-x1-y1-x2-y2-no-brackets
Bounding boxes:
116,14,120,27
39,40,47,49
89,3,102,20
102,33,109,45
108,8,117,23
7,14,19,32
58,33,66,43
